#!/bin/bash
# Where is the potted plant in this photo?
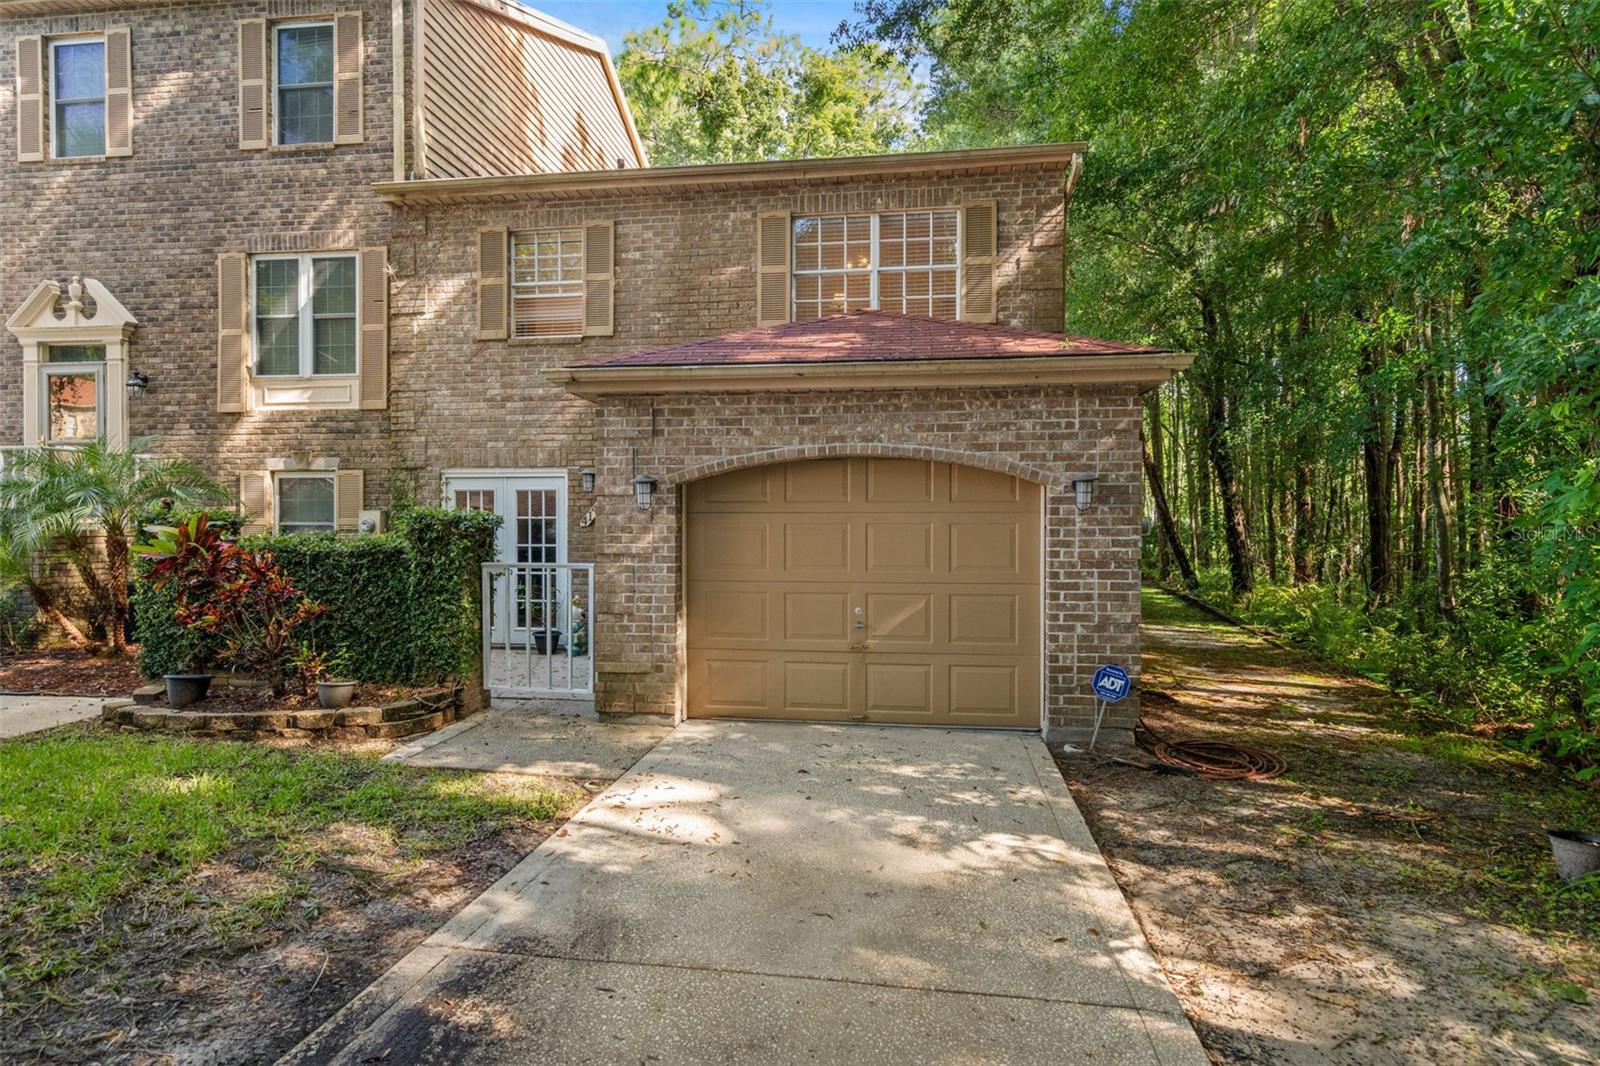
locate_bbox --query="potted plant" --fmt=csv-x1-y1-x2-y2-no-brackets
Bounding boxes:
137,515,225,708
300,646,359,709
525,582,565,655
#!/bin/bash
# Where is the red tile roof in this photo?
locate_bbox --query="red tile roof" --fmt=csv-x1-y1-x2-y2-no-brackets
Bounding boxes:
572,311,1172,369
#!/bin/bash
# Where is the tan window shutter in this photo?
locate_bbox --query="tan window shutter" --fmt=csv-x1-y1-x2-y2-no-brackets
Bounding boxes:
333,12,363,144
238,19,268,150
104,28,133,156
217,253,249,413
582,220,615,337
239,472,272,534
358,246,387,409
960,200,998,323
755,212,791,327
334,470,364,532
16,36,43,162
477,228,508,340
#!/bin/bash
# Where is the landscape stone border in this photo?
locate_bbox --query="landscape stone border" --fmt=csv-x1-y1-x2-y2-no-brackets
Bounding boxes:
103,686,469,741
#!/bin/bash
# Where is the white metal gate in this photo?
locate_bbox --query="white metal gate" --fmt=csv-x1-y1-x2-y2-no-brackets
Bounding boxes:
482,562,594,697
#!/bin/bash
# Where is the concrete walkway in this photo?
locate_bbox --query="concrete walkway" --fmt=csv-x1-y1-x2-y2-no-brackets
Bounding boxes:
283,721,1207,1065
0,693,123,738
382,707,673,784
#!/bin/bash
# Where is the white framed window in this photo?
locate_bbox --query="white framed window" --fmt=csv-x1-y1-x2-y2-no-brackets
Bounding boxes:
792,210,961,322
50,37,106,158
510,229,584,338
252,253,358,377
274,21,334,145
275,472,336,534
39,344,106,443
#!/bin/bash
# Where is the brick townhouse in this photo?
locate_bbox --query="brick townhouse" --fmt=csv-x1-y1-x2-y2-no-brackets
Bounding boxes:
2,0,1190,741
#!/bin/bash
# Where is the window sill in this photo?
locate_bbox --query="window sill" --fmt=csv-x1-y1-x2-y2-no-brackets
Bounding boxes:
508,335,585,346
43,154,114,165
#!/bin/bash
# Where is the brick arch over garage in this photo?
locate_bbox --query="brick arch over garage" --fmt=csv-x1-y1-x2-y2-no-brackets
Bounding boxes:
663,443,1059,493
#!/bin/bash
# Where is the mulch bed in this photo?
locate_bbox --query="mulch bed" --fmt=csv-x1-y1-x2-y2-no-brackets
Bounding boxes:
145,680,427,713
0,648,144,696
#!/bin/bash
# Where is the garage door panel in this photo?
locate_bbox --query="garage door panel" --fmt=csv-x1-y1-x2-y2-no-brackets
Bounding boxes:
866,457,935,503
695,465,772,505
691,587,772,642
784,591,850,642
950,519,1037,578
949,664,1022,719
689,514,773,579
784,521,852,574
698,656,771,713
784,660,853,713
949,592,1020,645
864,661,935,717
784,458,852,504
950,464,1023,504
865,521,935,575
865,592,932,643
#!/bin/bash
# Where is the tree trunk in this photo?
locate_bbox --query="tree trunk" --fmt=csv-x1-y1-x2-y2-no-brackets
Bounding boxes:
24,580,92,648
1143,431,1200,592
1196,289,1255,596
1360,337,1393,603
1426,369,1457,616
103,527,131,654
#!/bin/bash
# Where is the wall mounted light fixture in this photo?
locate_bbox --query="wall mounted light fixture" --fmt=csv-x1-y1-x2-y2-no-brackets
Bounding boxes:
126,369,150,399
1072,475,1098,511
580,467,596,493
633,474,658,510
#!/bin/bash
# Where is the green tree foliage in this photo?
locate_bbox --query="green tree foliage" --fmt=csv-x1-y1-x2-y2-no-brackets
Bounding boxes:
845,0,1600,774
619,0,918,164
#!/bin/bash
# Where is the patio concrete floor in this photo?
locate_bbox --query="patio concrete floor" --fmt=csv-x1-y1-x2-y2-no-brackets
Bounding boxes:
383,706,672,784
285,720,1207,1065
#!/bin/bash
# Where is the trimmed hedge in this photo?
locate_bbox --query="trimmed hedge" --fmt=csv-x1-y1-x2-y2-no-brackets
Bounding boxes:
134,507,500,683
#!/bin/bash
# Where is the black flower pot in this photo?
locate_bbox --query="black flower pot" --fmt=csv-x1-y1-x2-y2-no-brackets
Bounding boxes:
164,673,213,709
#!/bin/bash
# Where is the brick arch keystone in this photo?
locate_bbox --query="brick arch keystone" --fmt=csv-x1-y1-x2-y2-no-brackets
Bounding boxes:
663,443,1059,492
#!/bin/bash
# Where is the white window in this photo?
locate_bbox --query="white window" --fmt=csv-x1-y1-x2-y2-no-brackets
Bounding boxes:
275,473,335,534
792,210,961,322
510,229,584,338
275,22,334,145
51,37,106,158
252,253,358,377
40,344,105,443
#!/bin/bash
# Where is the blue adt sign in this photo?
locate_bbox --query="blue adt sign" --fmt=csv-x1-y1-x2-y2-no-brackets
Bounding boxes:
1091,663,1131,704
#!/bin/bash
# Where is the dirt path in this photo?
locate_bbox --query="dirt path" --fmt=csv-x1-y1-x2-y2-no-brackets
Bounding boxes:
1056,588,1600,1065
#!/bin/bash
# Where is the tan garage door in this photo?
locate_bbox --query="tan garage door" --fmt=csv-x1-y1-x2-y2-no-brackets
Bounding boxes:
686,457,1041,728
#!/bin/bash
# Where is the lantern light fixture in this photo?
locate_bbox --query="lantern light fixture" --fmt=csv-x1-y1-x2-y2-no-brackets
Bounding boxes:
633,474,658,510
126,369,150,398
1072,475,1098,512
580,467,596,493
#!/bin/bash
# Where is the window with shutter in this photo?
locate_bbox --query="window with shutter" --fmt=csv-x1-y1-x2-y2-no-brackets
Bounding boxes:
16,36,44,162
510,228,584,338
104,28,132,156
582,220,615,337
217,254,249,412
239,472,272,534
275,473,336,534
238,20,268,149
788,209,961,322
960,200,998,324
358,247,387,408
50,37,107,158
332,12,362,144
477,228,508,340
334,469,364,531
756,212,791,327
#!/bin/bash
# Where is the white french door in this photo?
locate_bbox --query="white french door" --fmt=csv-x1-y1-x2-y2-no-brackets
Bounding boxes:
445,472,566,645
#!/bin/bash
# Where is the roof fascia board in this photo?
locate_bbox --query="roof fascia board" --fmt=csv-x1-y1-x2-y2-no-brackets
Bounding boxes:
376,142,1087,203
545,352,1194,399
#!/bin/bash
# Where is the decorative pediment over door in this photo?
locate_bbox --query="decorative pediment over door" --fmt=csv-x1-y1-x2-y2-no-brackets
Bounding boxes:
6,277,139,448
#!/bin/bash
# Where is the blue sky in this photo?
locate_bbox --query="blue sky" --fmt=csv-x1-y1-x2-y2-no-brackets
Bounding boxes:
528,1,860,54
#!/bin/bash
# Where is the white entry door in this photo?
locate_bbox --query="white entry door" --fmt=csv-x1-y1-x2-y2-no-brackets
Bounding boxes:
445,472,566,645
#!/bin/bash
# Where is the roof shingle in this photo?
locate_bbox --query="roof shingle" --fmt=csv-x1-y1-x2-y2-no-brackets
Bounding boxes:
571,311,1171,369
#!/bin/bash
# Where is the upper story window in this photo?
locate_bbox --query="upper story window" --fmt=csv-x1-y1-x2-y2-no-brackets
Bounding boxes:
792,210,961,322
41,344,105,443
253,253,358,377
51,38,106,158
511,229,584,338
275,22,335,145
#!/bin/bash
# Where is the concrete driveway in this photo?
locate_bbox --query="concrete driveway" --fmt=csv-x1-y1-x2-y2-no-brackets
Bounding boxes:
283,721,1207,1065
0,693,119,738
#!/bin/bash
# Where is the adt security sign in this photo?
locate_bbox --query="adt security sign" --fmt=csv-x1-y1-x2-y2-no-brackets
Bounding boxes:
1092,663,1131,704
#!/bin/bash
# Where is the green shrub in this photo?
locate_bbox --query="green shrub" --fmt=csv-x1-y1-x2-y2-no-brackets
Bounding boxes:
134,507,499,684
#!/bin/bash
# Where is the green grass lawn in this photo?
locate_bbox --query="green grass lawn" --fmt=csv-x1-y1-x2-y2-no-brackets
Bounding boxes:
0,728,575,1006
